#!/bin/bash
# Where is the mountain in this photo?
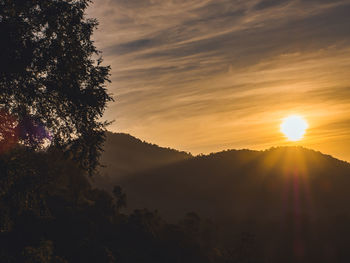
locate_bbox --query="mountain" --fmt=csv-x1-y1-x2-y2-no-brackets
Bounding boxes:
119,147,350,222
94,136,350,262
117,146,350,262
93,132,192,190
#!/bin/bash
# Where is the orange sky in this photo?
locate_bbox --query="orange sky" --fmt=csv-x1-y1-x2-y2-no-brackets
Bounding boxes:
88,0,350,161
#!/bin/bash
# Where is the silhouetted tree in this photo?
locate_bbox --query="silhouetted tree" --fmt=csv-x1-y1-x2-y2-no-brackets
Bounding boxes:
22,240,67,263
113,185,127,211
0,0,112,174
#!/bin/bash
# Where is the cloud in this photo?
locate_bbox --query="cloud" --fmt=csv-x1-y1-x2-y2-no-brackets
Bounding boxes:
253,0,291,10
88,0,350,160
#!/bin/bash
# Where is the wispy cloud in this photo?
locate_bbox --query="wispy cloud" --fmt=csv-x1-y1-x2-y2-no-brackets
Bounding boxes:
88,0,350,160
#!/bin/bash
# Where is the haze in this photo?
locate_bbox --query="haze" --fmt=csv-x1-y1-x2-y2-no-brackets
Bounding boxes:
88,0,350,161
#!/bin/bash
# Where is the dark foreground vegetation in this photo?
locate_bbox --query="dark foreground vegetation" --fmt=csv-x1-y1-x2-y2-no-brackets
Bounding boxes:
0,147,238,263
3,137,350,263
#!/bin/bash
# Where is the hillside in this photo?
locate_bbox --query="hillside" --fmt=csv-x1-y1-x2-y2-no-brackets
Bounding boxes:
115,146,350,262
91,138,350,262
120,146,350,221
93,132,192,190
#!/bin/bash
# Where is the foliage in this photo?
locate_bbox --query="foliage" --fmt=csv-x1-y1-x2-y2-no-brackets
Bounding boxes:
0,148,231,263
112,185,127,211
0,0,112,174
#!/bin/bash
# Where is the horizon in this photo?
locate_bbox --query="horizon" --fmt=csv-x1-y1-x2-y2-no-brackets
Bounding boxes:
106,130,350,163
89,0,350,162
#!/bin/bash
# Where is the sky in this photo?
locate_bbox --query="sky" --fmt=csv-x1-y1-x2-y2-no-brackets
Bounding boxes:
88,0,350,161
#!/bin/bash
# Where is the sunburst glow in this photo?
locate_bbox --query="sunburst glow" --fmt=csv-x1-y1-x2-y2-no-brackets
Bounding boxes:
280,115,308,141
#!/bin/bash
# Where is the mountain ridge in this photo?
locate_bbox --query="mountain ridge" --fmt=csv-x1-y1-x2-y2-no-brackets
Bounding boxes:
94,133,350,222
94,132,192,190
117,145,350,221
91,133,350,261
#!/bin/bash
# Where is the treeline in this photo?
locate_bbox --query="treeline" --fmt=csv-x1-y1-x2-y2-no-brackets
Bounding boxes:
0,147,251,263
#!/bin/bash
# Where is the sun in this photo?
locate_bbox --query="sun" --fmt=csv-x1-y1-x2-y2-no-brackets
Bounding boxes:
280,115,308,141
